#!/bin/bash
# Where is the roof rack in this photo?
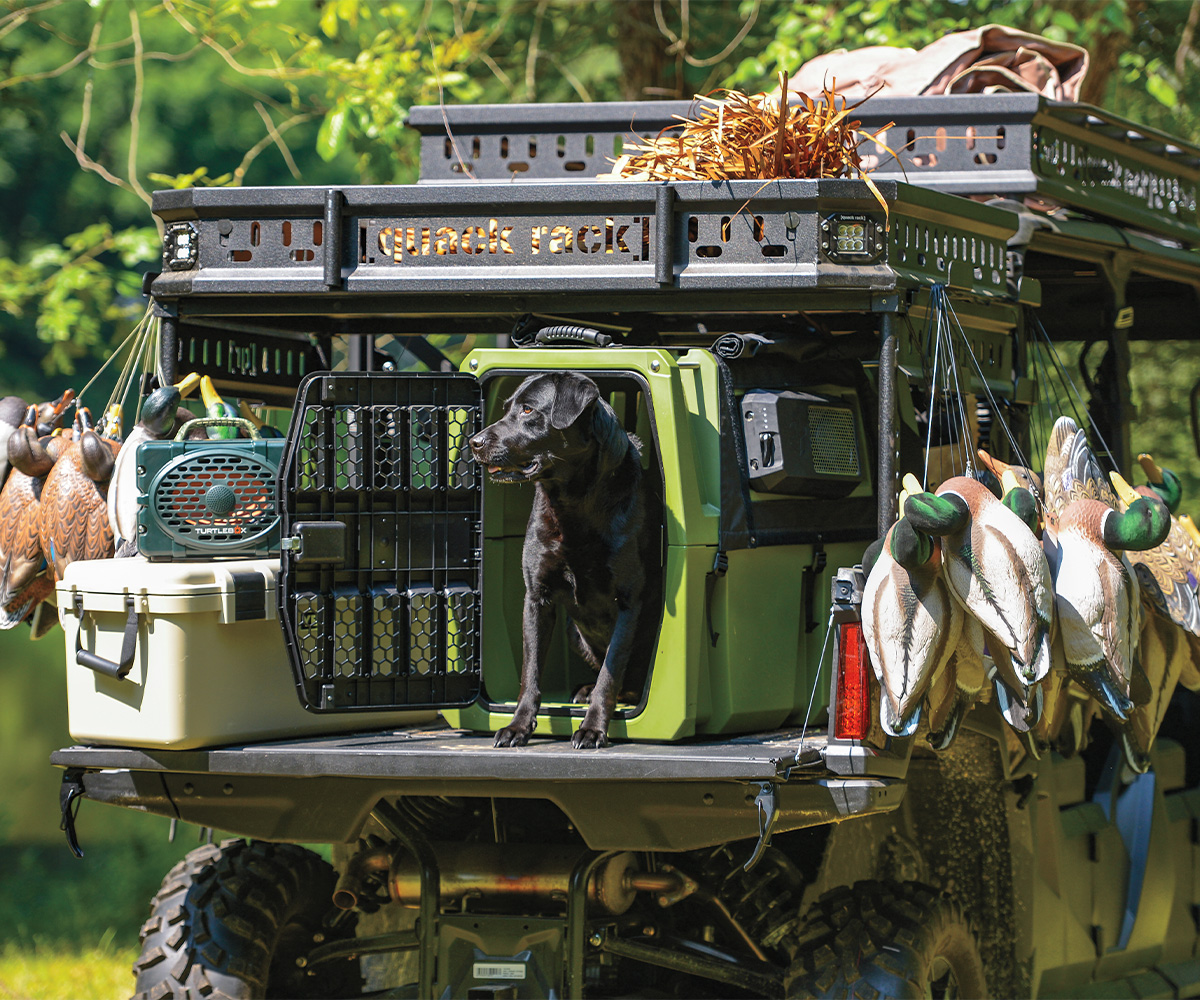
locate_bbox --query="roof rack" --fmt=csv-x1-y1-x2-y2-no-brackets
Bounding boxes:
407,94,1200,246
150,178,1015,308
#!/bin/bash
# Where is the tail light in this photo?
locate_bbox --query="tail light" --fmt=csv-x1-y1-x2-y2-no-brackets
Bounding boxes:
834,621,870,740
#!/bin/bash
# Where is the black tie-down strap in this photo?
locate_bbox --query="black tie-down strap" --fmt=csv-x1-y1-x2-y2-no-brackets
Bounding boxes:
73,592,139,680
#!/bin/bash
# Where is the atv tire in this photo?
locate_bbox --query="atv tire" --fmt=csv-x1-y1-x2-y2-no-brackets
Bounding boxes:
786,880,986,999
133,838,362,1000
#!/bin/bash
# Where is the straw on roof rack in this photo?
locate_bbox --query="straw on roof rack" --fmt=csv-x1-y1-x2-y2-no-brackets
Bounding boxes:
609,73,894,213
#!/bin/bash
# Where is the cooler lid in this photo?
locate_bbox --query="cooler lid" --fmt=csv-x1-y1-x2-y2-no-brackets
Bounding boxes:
57,557,278,620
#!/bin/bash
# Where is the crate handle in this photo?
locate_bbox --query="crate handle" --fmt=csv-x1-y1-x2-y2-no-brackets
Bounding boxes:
73,592,139,681
174,416,261,441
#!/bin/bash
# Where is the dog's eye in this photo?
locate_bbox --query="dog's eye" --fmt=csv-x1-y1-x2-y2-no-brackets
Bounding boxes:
521,405,533,415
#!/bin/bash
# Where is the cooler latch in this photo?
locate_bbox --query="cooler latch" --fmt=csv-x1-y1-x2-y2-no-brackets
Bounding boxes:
73,592,139,681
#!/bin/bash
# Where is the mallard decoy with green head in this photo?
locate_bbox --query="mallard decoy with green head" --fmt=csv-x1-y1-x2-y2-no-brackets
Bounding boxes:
1053,492,1169,723
904,473,1055,703
1137,453,1182,514
862,506,962,738
200,376,239,439
38,408,120,581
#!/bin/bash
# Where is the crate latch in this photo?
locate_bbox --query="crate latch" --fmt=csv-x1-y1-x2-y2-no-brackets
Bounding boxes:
74,592,139,681
280,521,346,565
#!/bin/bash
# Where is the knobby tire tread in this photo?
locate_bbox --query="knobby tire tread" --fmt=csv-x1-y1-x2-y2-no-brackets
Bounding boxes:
786,879,987,1000
132,838,361,1000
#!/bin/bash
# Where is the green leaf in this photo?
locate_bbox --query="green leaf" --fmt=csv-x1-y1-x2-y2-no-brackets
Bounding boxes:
1146,73,1179,108
317,107,348,161
319,2,340,39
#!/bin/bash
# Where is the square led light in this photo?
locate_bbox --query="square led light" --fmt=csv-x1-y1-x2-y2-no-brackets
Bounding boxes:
819,213,884,264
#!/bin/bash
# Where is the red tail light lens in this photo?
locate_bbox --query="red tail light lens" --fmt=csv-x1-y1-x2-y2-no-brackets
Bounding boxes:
834,621,870,741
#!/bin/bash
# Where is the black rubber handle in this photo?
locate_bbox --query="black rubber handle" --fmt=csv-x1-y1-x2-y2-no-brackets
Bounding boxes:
74,593,139,681
533,325,613,348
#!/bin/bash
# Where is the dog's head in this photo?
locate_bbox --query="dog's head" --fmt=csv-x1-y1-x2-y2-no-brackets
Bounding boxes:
469,372,629,484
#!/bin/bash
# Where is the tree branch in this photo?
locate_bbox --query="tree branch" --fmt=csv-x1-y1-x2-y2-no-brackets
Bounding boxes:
254,102,303,180
0,19,99,91
1178,0,1200,79
127,6,152,207
684,0,760,68
232,112,309,184
524,0,549,101
60,78,136,195
162,0,310,79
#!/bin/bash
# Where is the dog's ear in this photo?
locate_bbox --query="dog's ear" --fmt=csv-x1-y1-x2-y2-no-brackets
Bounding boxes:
592,399,630,476
549,373,599,430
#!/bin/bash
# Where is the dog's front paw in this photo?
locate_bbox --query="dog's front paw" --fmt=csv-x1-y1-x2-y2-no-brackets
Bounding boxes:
494,725,533,748
571,726,610,749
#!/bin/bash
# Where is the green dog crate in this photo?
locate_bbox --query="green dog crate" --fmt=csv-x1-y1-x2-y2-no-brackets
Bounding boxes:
439,347,874,742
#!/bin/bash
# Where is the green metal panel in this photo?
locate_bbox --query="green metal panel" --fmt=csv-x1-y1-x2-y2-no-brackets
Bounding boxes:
441,347,864,741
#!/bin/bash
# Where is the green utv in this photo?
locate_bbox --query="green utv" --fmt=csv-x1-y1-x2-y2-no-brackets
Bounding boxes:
49,94,1200,999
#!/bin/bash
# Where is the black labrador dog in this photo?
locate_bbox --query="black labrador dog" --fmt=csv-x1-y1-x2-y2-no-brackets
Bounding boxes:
469,371,657,748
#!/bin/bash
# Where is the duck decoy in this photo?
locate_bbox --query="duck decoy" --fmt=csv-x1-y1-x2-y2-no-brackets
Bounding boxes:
1137,453,1182,514
862,507,962,737
1109,470,1200,768
0,405,73,628
1041,416,1119,542
1053,492,1168,722
32,388,75,438
925,614,986,751
38,408,120,581
903,473,1054,703
976,448,1045,498
107,386,182,550
0,395,29,485
1180,514,1200,549
237,399,283,437
1110,470,1200,637
175,371,201,399
200,376,239,439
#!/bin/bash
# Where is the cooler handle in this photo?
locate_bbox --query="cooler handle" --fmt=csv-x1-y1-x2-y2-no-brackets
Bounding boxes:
73,592,139,681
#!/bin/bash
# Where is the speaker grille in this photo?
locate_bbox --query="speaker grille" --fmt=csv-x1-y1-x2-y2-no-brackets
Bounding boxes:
152,452,277,543
809,405,860,477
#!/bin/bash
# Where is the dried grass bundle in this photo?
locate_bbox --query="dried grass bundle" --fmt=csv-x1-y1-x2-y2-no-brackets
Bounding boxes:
610,72,894,214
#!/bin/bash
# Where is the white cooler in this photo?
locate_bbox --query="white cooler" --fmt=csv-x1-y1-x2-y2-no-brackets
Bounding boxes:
59,557,434,748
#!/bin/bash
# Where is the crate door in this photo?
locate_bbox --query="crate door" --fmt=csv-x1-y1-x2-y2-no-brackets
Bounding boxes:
279,372,483,712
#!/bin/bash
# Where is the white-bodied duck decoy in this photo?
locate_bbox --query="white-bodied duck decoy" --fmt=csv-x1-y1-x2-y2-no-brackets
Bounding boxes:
903,473,1055,707
107,385,182,551
862,500,963,738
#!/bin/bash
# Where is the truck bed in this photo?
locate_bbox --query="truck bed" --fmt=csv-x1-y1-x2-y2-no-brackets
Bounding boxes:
51,724,905,850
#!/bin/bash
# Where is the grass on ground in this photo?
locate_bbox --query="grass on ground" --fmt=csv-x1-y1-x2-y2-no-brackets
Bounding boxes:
0,813,224,1000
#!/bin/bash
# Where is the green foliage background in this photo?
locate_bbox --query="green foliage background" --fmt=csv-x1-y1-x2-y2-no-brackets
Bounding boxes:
1,0,1200,989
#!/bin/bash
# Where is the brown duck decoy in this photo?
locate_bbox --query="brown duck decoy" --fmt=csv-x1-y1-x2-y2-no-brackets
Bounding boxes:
0,395,30,486
0,404,73,628
39,407,120,581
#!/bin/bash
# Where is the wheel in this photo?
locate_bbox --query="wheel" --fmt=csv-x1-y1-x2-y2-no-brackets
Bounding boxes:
133,838,363,1000
785,880,986,1000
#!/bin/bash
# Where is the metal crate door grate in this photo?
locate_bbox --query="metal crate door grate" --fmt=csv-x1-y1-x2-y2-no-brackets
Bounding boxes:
279,372,483,711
